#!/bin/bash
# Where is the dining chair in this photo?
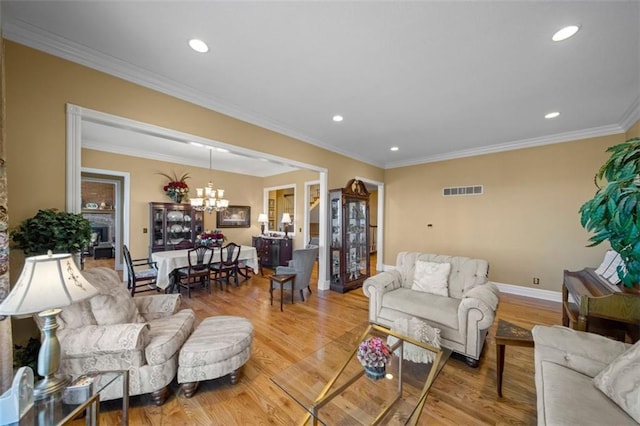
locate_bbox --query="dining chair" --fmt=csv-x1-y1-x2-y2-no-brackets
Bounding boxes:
123,244,159,296
211,242,241,289
176,246,214,298
255,243,271,276
274,247,319,302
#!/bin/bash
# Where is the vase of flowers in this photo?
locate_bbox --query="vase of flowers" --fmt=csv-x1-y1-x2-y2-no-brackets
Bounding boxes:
357,336,391,381
159,172,190,203
197,230,225,246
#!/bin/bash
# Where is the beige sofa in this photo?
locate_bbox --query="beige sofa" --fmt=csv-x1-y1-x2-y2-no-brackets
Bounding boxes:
533,325,639,425
363,252,499,366
51,267,195,405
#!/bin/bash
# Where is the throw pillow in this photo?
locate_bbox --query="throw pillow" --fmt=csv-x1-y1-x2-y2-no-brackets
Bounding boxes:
593,339,640,423
90,286,144,326
411,260,451,296
59,300,97,330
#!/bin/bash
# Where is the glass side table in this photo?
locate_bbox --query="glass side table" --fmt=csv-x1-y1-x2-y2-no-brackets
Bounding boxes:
20,370,129,426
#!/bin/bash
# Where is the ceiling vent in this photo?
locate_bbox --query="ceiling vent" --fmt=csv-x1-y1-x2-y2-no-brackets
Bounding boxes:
442,185,483,197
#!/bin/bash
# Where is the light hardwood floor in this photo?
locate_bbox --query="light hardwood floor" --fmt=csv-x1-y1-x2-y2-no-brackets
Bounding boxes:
87,256,561,425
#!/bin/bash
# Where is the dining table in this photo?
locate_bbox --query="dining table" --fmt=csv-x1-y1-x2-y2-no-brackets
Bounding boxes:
151,245,259,291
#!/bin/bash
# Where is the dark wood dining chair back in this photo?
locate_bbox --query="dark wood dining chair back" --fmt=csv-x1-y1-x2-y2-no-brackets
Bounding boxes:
211,242,241,288
123,244,158,296
177,246,214,298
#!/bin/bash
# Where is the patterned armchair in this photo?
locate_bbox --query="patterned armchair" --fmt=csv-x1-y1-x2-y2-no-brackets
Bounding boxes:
45,267,195,405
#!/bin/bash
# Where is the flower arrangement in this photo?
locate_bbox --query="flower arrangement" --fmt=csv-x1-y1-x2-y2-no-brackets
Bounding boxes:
159,172,190,203
197,230,225,245
357,336,391,368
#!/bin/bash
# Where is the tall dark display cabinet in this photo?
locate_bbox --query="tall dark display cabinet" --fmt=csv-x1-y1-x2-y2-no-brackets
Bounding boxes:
149,202,204,254
329,179,371,293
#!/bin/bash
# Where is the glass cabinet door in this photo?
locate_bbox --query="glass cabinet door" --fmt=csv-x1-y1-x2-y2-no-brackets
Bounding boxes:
344,198,368,282
166,207,188,246
152,206,166,248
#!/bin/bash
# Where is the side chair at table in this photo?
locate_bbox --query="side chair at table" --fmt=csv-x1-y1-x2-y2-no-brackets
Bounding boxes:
176,246,214,298
123,244,159,296
211,242,241,289
274,247,319,303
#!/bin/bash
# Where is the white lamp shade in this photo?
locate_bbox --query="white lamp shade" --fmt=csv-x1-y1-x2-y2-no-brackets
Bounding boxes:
257,213,268,223
0,253,98,315
281,213,292,224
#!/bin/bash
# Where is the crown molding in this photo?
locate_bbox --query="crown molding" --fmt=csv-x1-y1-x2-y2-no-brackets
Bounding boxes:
3,19,383,169
4,19,636,172
384,124,625,169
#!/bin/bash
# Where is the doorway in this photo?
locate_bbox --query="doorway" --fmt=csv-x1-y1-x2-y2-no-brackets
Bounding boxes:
81,170,128,271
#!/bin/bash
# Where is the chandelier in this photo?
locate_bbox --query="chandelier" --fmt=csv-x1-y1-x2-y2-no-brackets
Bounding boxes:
189,149,230,213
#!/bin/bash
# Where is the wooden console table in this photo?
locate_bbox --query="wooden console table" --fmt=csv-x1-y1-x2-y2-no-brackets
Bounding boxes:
563,268,640,342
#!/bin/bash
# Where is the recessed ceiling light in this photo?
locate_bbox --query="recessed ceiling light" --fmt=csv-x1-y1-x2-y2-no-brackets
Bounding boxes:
552,25,580,42
332,115,344,122
390,146,399,151
215,147,229,153
545,112,560,119
188,39,209,53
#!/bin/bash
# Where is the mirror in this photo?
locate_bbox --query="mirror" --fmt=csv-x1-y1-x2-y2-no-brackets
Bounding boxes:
264,184,295,235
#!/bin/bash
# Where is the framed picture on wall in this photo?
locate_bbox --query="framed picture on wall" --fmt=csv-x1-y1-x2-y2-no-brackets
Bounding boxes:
216,205,251,228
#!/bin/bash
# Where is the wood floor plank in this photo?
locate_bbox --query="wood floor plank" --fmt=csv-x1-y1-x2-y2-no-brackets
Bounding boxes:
82,257,560,425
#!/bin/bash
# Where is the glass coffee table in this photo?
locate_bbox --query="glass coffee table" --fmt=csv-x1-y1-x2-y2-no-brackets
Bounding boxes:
271,323,451,425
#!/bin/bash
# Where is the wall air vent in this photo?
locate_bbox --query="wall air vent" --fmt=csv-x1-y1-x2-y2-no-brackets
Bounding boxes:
442,185,483,197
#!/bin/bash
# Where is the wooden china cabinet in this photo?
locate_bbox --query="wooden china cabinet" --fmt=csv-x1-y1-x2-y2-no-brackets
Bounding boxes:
149,202,204,254
329,179,371,293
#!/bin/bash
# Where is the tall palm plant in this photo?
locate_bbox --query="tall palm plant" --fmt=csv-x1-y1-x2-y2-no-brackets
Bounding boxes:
579,137,640,288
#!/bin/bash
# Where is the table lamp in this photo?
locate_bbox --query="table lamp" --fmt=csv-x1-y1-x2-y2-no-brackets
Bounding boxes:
0,252,98,400
257,213,268,235
281,213,292,239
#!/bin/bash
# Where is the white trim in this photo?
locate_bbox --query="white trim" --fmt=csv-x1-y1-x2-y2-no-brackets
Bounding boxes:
377,267,563,303
385,124,625,169
67,103,329,285
4,20,381,169
66,105,83,213
263,183,297,237
318,172,329,290
9,19,638,172
492,282,562,303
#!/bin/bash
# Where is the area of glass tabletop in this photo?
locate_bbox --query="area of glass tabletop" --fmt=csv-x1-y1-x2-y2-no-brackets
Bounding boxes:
271,323,451,425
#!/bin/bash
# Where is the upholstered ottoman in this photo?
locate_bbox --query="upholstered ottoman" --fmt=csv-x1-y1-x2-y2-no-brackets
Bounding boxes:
178,316,253,397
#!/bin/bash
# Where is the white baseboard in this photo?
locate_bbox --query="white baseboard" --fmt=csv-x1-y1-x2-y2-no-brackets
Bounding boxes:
492,281,562,303
378,265,562,303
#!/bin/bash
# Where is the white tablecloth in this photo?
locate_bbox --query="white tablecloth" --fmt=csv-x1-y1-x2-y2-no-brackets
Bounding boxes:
151,245,258,290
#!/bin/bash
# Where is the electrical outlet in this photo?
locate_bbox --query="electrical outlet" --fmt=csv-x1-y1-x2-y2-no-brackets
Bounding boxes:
533,277,540,285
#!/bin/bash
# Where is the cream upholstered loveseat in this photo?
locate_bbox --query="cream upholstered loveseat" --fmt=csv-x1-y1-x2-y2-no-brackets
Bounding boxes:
51,267,195,405
533,325,639,425
363,252,499,366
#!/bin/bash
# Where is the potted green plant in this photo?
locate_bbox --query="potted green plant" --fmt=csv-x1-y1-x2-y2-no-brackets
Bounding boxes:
11,209,92,257
579,137,640,289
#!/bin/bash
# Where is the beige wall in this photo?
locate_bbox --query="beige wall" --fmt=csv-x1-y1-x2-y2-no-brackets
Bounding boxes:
383,133,630,291
5,41,382,271
627,120,640,139
4,39,640,298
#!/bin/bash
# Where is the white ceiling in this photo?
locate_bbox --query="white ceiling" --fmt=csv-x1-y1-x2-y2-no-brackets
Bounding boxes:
3,1,639,172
